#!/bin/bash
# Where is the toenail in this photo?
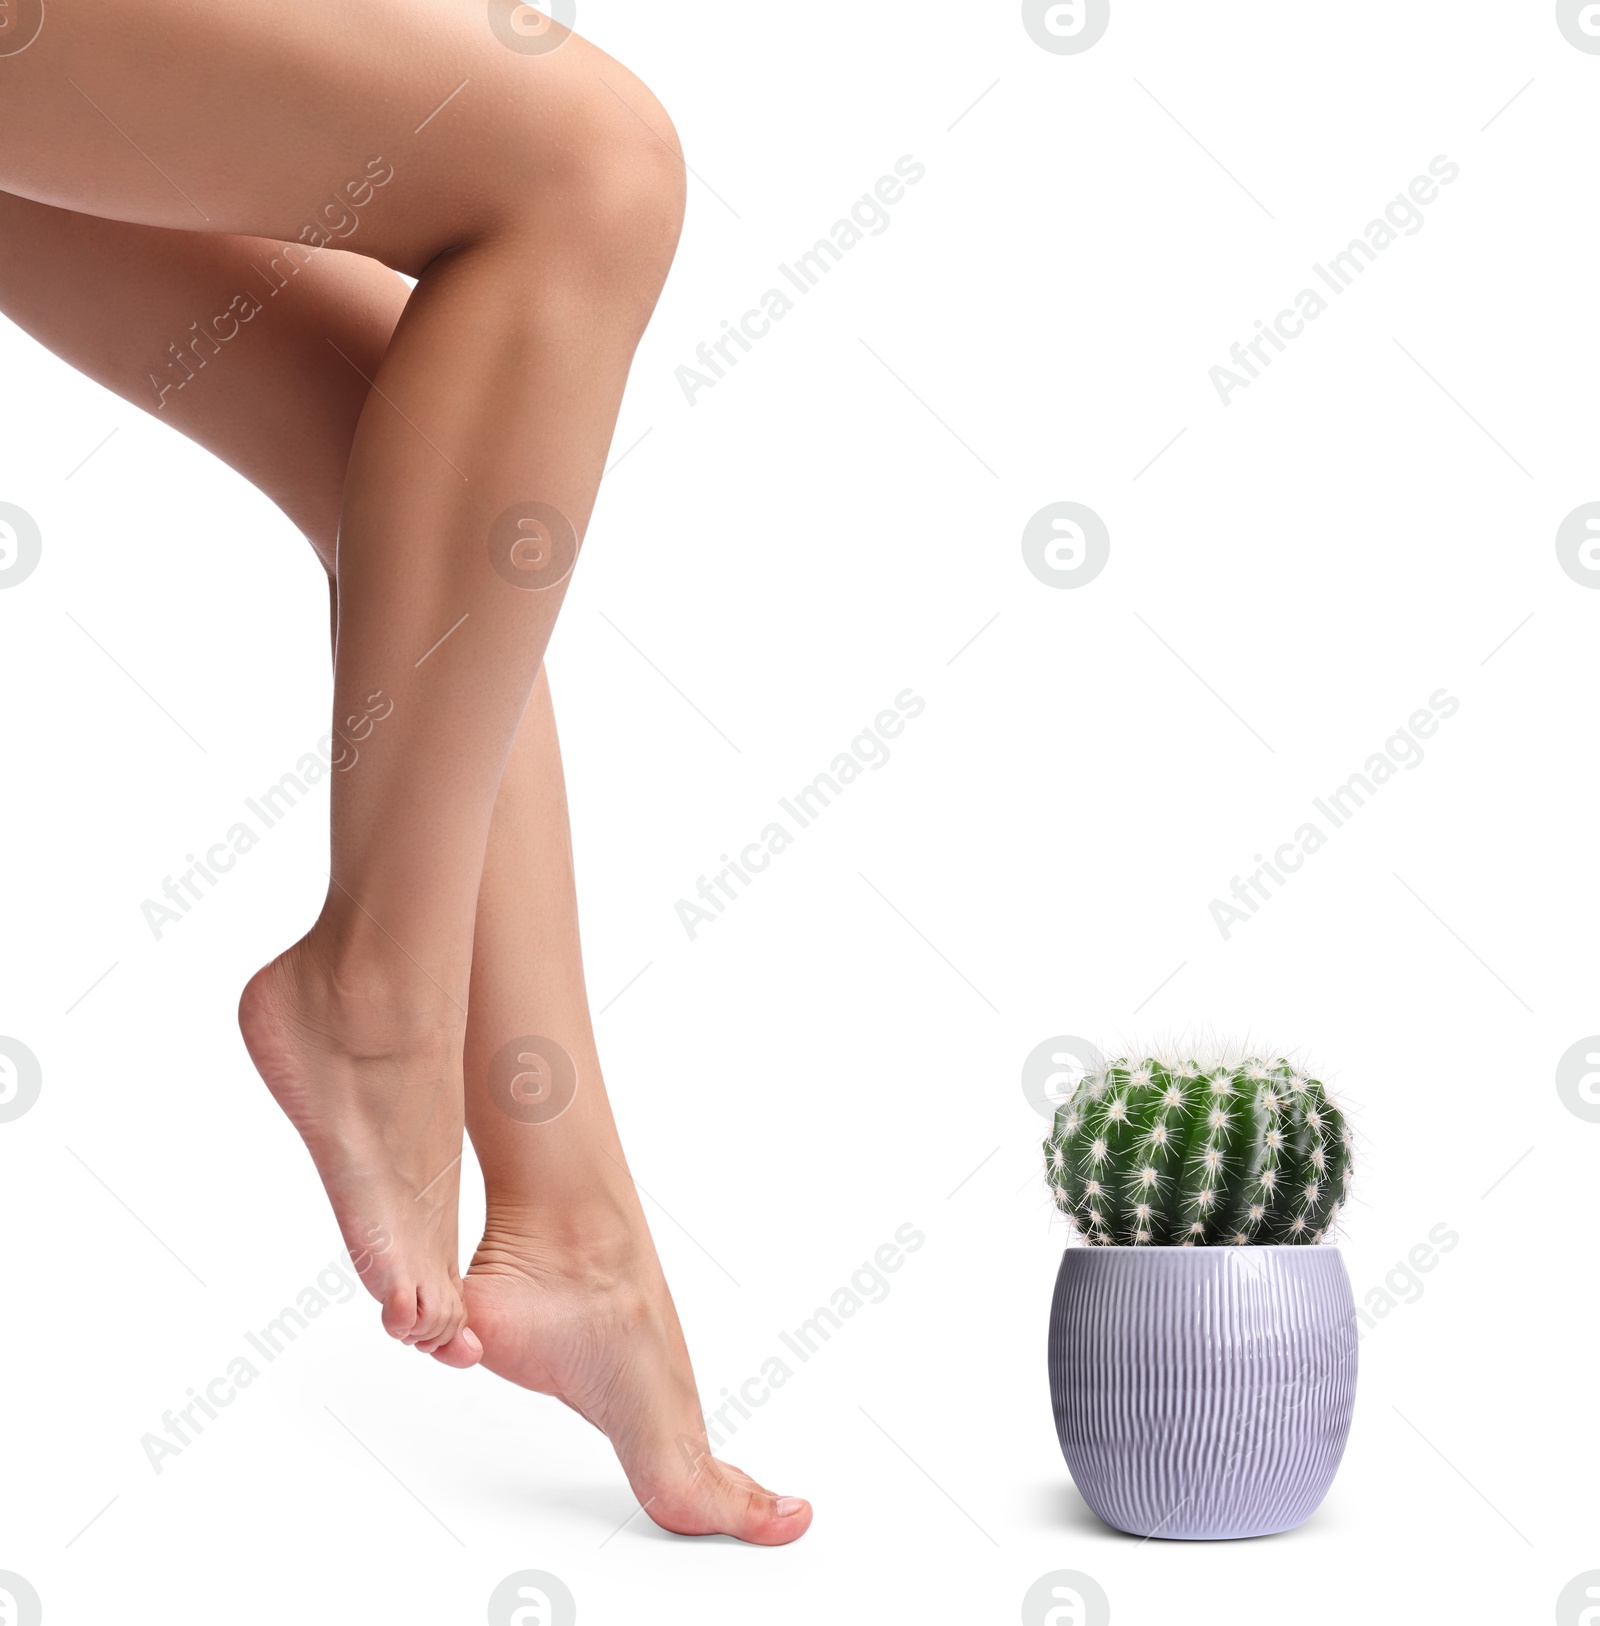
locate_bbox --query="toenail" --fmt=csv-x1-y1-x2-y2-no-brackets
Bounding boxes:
774,1498,804,1516
463,1328,483,1355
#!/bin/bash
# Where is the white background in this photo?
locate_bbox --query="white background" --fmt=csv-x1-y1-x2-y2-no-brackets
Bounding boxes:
1,2,1596,1621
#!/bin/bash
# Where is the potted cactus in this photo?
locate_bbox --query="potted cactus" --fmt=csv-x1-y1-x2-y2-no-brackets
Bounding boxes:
1042,1049,1358,1540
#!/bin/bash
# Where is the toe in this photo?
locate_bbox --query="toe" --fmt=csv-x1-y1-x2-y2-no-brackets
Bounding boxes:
646,1457,812,1545
726,1484,812,1546
704,1458,811,1544
381,1285,418,1341
409,1285,458,1352
428,1325,483,1368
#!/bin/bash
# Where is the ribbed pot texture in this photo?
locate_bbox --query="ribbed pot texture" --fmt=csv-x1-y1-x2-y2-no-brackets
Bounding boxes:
1049,1245,1357,1539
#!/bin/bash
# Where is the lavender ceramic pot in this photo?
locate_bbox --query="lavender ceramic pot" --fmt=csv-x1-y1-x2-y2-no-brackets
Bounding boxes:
1049,1245,1357,1540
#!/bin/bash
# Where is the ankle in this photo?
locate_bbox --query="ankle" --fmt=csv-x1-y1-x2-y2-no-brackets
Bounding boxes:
278,934,464,1058
476,1194,655,1288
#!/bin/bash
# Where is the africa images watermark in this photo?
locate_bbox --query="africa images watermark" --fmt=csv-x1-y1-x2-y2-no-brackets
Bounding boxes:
139,691,392,939
139,1242,387,1474
146,157,396,409
1209,688,1459,939
1209,156,1460,407
674,689,926,939
679,1222,925,1465
674,156,926,407
0,0,45,58
1351,1221,1458,1338
0,500,42,590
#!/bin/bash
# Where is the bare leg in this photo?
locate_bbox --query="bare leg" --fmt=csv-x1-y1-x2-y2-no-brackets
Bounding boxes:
463,684,811,1538
0,186,811,1539
0,0,686,1364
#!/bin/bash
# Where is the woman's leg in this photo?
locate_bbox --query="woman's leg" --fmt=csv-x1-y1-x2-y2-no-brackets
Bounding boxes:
464,684,814,1539
0,0,686,1364
0,191,812,1539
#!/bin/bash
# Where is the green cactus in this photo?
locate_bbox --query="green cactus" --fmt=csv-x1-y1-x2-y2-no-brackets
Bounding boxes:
1043,1053,1353,1245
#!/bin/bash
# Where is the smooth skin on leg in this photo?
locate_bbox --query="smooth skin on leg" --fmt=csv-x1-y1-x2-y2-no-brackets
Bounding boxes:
0,9,810,1544
0,0,684,1367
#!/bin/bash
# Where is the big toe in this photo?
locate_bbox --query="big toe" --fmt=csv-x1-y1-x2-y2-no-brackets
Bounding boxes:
427,1325,483,1368
730,1490,812,1545
650,1460,812,1545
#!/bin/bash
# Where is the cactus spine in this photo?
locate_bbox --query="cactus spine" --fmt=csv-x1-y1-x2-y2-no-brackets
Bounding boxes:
1044,1054,1352,1245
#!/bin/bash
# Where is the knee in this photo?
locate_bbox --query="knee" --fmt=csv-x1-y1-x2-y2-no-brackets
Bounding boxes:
492,62,686,323
563,78,686,321
586,71,687,254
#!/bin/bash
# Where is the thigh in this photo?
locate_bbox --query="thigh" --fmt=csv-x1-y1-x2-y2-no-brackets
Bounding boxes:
0,0,662,273
0,186,407,562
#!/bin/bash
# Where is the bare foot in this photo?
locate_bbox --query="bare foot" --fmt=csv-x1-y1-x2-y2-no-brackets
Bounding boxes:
465,1215,811,1544
238,940,481,1366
